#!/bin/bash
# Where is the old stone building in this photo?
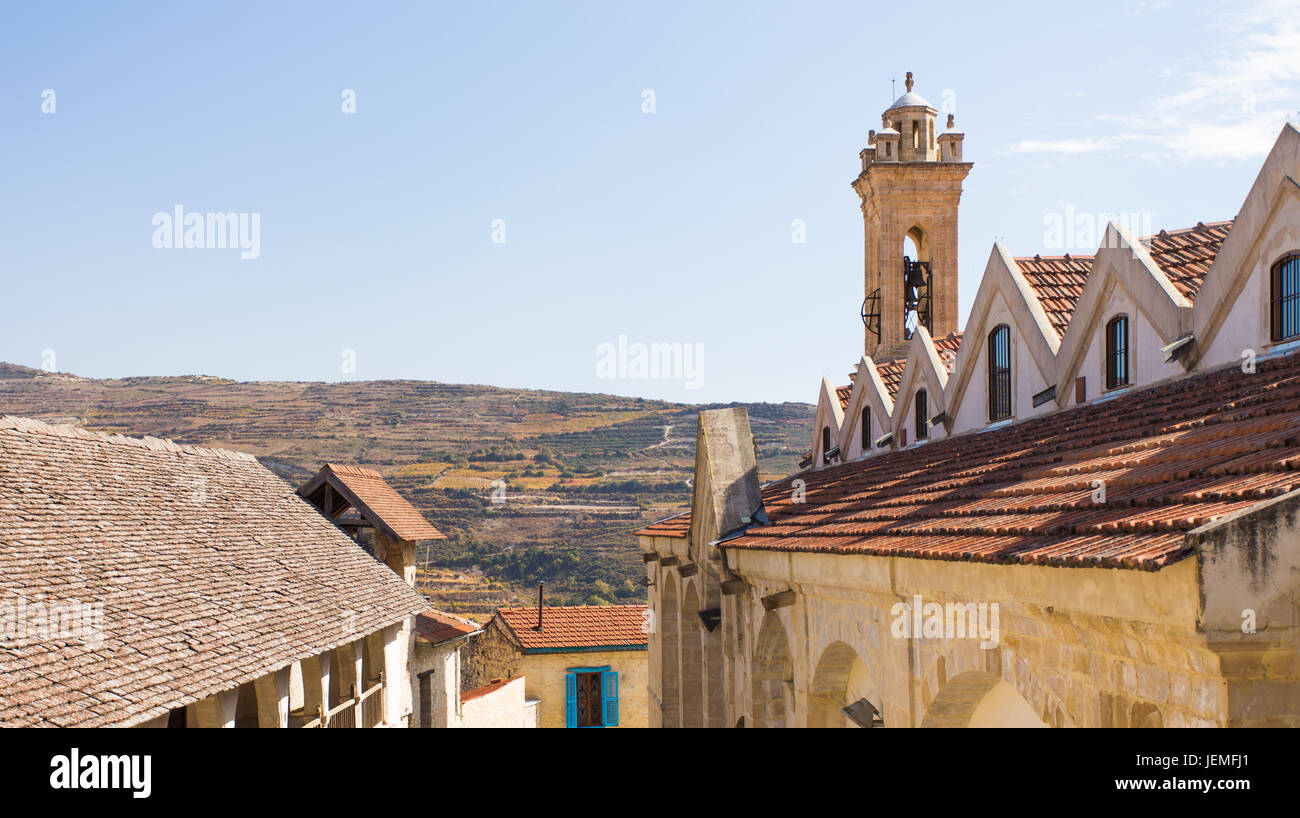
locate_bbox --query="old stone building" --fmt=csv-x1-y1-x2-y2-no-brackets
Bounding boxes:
637,75,1300,728
0,417,428,727
468,603,648,728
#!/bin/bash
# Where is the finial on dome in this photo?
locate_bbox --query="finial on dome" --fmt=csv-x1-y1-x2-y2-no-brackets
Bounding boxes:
905,72,914,93
947,113,955,129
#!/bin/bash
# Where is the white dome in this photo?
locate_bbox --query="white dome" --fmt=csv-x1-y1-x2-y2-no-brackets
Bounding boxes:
889,91,933,110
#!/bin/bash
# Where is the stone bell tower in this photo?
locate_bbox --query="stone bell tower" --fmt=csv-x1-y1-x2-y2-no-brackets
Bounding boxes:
853,71,972,360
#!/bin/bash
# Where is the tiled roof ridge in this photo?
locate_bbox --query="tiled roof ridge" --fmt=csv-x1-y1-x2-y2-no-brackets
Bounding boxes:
1014,218,1234,262
498,603,647,613
325,462,383,478
0,415,258,462
461,677,515,703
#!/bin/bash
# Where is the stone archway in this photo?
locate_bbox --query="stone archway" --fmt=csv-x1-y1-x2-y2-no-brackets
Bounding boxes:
660,571,681,728
751,611,794,728
809,641,879,728
922,671,1048,728
681,581,704,728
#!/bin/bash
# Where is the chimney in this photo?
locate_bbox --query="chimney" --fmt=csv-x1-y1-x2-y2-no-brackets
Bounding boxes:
692,408,764,543
535,581,544,630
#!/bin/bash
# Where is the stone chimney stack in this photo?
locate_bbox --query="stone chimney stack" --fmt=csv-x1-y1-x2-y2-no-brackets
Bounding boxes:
690,408,763,551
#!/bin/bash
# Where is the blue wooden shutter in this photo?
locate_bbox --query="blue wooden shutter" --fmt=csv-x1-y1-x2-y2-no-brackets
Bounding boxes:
565,672,577,728
602,671,619,727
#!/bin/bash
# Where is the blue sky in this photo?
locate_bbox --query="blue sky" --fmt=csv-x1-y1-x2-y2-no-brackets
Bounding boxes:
2,0,1298,404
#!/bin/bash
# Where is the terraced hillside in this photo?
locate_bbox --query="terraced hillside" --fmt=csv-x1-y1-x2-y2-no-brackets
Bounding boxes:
0,362,814,619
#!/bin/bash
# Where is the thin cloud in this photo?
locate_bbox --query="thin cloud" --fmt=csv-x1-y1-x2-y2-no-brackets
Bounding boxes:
1004,0,1300,162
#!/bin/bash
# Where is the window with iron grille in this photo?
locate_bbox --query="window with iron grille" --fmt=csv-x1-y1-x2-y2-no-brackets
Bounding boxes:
987,324,1011,421
914,390,928,440
1271,254,1300,342
1105,315,1130,390
861,408,871,452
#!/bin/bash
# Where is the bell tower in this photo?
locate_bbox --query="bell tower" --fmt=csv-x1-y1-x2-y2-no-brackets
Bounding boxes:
853,71,971,360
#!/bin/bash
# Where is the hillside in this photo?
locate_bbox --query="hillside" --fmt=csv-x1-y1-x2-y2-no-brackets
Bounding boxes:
0,362,815,619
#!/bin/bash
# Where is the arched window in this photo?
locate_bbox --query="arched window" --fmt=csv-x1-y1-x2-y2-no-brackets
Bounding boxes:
1105,315,1130,390
914,390,929,440
860,408,871,451
1271,254,1300,342
988,324,1011,421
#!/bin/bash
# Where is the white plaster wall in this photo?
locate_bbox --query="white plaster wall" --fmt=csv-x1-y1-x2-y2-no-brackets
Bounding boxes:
458,676,529,728
1074,284,1183,405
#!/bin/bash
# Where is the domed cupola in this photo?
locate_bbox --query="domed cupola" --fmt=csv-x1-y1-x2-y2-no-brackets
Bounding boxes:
882,72,939,162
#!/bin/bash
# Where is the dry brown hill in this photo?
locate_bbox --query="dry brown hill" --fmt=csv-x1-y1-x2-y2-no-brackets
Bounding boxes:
0,363,814,618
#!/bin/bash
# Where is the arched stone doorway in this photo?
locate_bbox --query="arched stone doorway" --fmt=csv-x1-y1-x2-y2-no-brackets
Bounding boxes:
751,611,793,728
809,641,880,728
660,571,681,728
681,582,704,728
922,671,1048,728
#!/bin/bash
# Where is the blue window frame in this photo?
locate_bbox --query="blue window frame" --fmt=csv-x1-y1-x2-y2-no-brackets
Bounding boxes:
565,666,618,728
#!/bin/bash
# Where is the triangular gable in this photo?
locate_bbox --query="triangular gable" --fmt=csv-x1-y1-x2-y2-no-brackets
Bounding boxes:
890,327,951,439
1190,124,1300,369
298,463,445,543
945,243,1060,427
811,376,847,467
839,355,895,459
1053,221,1194,401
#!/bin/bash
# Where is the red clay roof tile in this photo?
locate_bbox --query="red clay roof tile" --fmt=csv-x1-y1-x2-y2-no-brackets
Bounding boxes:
652,350,1300,570
1017,220,1233,338
496,605,648,651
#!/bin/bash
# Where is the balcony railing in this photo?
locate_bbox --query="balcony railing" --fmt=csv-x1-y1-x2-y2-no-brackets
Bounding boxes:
298,673,386,728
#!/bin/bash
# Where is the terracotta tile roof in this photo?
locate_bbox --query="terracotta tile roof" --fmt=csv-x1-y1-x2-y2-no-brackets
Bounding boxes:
300,463,445,542
635,513,690,538
461,676,517,703
1017,220,1233,338
0,416,429,727
496,605,649,652
1142,220,1234,300
873,332,963,400
415,609,481,645
1015,254,1094,338
662,350,1300,570
836,385,853,410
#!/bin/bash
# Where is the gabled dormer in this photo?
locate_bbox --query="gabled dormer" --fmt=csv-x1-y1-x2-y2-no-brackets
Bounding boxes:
839,356,896,460
1052,222,1195,407
890,327,952,446
946,244,1060,435
811,377,848,468
1191,124,1300,371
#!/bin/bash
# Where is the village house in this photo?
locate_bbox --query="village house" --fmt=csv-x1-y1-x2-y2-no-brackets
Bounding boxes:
0,418,428,727
468,602,648,728
638,73,1300,728
297,462,533,728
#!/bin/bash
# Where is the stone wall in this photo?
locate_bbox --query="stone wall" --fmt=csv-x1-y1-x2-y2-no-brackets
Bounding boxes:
642,528,1300,728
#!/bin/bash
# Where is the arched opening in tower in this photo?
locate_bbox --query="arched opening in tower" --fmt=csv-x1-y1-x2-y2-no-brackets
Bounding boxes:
903,227,933,339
